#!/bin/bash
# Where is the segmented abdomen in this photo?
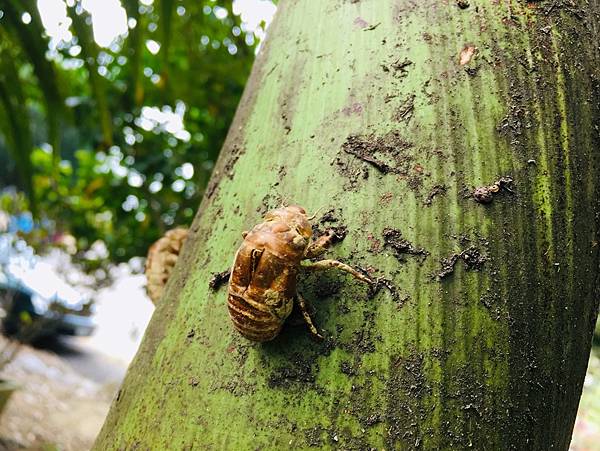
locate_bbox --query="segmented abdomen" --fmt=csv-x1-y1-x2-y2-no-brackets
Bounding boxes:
227,243,296,342
227,293,284,341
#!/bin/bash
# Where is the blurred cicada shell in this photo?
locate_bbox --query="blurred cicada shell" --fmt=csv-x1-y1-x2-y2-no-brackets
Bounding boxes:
145,227,189,305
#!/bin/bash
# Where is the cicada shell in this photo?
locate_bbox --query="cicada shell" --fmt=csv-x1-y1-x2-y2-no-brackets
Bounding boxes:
145,227,189,305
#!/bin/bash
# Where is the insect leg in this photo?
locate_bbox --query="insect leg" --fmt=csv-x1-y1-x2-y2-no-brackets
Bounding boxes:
303,230,336,259
296,292,324,340
301,259,373,284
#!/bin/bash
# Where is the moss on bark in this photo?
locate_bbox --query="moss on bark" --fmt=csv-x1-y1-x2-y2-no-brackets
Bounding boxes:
95,1,600,449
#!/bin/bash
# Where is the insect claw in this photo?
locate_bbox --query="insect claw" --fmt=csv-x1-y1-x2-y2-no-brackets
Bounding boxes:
357,266,375,282
311,330,325,341
367,276,387,297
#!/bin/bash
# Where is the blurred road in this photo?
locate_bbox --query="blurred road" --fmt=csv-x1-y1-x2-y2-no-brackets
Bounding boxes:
0,269,154,450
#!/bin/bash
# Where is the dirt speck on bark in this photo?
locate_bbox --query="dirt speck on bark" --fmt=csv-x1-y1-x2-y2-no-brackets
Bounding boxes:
436,246,488,279
208,270,231,291
425,184,447,205
394,95,416,123
383,228,428,262
338,131,413,185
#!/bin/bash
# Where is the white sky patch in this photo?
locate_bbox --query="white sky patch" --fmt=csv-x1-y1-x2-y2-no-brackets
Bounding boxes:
81,0,128,47
213,6,228,20
148,180,163,193
145,39,161,55
171,179,185,193
233,0,276,33
127,170,144,188
68,44,82,56
122,194,139,211
37,0,72,44
37,0,277,50
181,162,194,180
96,148,129,178
135,101,191,142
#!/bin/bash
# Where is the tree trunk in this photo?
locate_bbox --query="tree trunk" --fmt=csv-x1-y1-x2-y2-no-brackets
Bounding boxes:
95,1,600,449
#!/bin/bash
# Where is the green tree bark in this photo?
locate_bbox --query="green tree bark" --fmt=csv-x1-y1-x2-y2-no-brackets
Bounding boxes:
95,1,600,449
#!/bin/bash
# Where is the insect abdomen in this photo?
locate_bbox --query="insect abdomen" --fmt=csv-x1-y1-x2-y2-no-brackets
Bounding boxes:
227,293,283,341
227,209,309,341
227,244,296,341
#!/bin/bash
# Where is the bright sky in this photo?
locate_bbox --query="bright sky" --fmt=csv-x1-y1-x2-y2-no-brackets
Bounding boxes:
36,0,276,48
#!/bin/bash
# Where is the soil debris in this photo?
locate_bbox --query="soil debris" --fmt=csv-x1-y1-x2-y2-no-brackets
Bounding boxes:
367,233,382,253
465,66,479,77
380,192,394,205
382,228,428,262
340,361,357,376
342,137,393,173
394,95,416,124
224,144,244,179
424,184,447,205
341,102,363,116
268,353,317,388
305,427,325,447
436,246,487,279
364,22,381,31
456,0,470,9
385,352,430,448
256,193,280,216
473,186,494,204
312,209,348,244
208,269,231,290
362,414,383,427
473,176,514,204
390,58,413,76
496,83,528,146
369,277,406,308
340,131,413,175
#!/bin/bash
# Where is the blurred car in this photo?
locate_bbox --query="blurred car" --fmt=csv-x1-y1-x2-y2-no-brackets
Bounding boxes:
0,273,95,341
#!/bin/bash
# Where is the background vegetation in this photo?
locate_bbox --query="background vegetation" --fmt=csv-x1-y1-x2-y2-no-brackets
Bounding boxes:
0,0,272,276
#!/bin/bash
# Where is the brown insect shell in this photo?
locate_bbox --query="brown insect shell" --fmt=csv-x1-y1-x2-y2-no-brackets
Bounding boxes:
228,206,313,334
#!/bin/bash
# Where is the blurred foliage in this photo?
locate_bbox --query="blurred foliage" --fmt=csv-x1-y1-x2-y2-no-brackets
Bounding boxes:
0,0,271,265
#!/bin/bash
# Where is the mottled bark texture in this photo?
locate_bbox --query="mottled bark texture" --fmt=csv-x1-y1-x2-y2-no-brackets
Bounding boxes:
96,1,600,449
